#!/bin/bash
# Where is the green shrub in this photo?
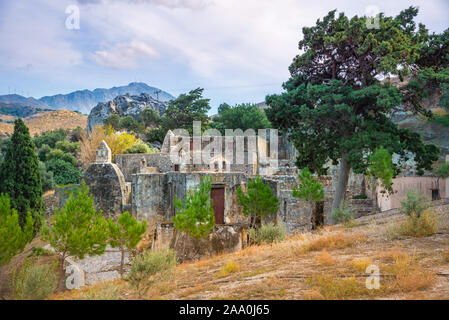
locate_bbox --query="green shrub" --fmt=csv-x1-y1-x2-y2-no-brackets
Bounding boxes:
33,129,68,149
38,144,51,162
39,161,55,192
173,176,215,239
126,249,177,297
124,142,152,154
54,140,80,154
331,201,352,224
45,159,81,185
353,194,368,200
46,149,78,166
146,128,166,143
103,114,121,131
237,176,280,228
385,209,438,239
248,222,287,244
429,114,449,127
400,190,430,218
292,167,324,202
12,260,58,300
28,246,52,257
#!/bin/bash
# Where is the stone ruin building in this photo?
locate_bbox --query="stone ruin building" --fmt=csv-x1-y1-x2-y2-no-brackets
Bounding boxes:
82,131,449,258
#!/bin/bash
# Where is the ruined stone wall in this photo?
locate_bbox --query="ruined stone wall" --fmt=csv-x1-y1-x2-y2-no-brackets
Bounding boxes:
278,190,313,233
131,173,170,222
263,176,315,232
262,169,372,232
114,154,174,182
152,222,176,252
131,172,247,223
83,163,127,218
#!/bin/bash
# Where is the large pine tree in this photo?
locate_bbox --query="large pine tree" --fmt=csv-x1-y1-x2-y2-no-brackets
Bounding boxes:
265,7,441,217
0,119,43,231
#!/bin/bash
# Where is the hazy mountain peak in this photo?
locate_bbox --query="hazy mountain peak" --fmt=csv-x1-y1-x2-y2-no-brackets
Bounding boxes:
38,82,174,114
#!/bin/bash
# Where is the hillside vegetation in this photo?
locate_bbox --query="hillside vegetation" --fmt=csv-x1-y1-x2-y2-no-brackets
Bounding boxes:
0,110,87,138
47,205,449,300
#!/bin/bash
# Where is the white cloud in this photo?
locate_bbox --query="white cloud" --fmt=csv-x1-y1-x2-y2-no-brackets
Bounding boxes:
0,1,83,71
0,0,448,104
91,40,158,68
77,0,211,10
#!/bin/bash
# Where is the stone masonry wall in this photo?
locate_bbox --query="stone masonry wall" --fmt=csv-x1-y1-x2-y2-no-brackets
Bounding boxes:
115,154,174,182
131,172,247,223
83,163,127,218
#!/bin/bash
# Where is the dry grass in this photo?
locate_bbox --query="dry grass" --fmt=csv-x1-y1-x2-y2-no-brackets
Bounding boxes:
384,210,439,239
41,208,449,300
315,249,337,266
343,219,361,229
217,260,240,278
27,111,87,136
442,251,449,263
1,111,87,141
350,258,373,273
302,232,367,253
304,275,368,300
376,249,435,293
240,269,268,278
374,246,409,263
302,290,325,300
431,108,449,117
50,280,123,300
395,268,435,292
231,277,292,299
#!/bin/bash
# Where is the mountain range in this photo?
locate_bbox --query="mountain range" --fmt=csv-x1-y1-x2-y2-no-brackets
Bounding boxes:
0,82,174,115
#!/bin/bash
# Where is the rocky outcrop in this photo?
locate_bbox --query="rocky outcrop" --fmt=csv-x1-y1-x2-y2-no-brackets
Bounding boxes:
394,113,449,164
87,93,168,133
40,82,173,114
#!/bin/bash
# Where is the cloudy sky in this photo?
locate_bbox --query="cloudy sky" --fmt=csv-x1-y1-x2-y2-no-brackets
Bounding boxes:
0,0,448,113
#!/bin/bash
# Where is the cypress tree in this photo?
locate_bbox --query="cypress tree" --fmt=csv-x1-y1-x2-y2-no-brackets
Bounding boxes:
0,118,43,231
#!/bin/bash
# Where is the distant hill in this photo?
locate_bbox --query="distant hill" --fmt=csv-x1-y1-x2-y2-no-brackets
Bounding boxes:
0,102,53,119
0,94,45,108
0,110,87,139
39,82,174,114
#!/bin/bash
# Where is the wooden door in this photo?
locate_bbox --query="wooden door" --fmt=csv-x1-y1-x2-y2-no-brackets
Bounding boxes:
210,187,225,224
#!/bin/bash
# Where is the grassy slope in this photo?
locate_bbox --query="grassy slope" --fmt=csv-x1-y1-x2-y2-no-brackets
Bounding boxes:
50,208,449,300
0,110,87,138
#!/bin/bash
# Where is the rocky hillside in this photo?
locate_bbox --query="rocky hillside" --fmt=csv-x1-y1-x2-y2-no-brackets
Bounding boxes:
0,110,87,138
87,93,167,132
391,111,449,164
40,82,174,114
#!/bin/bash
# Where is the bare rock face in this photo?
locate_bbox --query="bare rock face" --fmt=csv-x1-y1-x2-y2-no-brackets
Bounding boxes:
87,93,168,133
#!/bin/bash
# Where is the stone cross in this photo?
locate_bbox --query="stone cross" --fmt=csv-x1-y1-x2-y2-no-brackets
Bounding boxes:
96,140,112,163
